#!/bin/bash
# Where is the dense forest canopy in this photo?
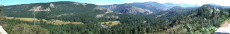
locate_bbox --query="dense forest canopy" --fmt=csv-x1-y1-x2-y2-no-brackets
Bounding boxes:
1,1,230,34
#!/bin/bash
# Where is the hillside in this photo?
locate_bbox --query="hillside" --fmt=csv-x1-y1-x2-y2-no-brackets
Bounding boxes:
100,1,200,14
103,4,153,14
1,1,230,34
140,4,229,34
3,1,119,23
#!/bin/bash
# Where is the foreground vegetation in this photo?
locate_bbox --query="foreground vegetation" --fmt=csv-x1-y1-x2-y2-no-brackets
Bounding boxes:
1,4,230,34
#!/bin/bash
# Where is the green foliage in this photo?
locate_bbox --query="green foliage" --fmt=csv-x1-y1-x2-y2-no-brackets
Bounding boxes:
3,2,110,23
0,5,5,25
195,26,217,34
11,23,49,34
2,2,229,34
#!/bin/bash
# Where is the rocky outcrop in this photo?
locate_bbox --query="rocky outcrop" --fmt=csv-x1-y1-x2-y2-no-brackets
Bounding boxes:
3,1,113,21
107,4,153,14
50,3,55,8
93,6,107,10
196,4,221,18
29,6,51,11
96,9,114,18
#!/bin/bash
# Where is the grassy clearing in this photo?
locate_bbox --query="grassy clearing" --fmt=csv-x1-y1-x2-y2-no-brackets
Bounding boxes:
5,17,84,25
5,17,37,21
51,20,84,25
100,21,121,26
143,21,146,23
5,17,14,19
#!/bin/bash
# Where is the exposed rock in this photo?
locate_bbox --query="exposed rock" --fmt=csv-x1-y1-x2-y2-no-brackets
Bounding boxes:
106,9,113,13
106,15,119,19
93,6,107,10
95,8,114,18
82,3,87,6
107,4,153,14
108,5,118,10
95,11,113,18
196,4,221,18
29,6,51,11
101,24,108,28
120,6,152,14
96,14,104,18
50,3,55,8
73,3,80,5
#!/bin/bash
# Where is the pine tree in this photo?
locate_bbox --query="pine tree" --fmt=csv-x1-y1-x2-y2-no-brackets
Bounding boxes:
229,9,230,17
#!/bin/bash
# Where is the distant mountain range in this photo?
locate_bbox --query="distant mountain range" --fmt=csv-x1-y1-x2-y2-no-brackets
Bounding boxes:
2,1,230,34
3,1,230,15
3,1,230,18
100,1,230,14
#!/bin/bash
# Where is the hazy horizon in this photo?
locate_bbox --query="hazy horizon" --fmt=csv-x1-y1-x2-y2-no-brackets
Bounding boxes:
0,0,230,6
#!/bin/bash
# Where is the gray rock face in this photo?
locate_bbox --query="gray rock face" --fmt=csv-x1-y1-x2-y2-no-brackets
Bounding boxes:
107,4,153,14
29,6,51,11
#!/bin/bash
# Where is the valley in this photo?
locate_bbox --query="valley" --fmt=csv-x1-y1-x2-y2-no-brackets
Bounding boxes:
5,17,84,25
5,17,121,26
0,1,230,34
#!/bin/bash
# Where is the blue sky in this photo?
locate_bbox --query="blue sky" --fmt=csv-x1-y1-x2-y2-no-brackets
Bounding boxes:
0,0,230,6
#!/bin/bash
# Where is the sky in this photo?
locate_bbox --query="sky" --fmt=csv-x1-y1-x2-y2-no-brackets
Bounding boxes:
0,0,230,6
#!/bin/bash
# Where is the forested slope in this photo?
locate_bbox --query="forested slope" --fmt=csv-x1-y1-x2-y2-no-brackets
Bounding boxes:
1,1,230,34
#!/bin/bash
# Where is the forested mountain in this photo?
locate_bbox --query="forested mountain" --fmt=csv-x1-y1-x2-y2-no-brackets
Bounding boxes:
101,4,153,14
1,1,230,34
100,1,200,14
3,1,119,22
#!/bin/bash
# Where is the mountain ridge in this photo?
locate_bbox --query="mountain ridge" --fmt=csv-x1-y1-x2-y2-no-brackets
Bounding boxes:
3,1,119,23
100,1,202,14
